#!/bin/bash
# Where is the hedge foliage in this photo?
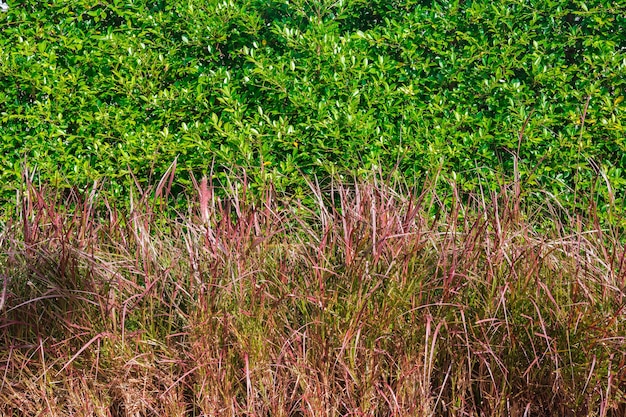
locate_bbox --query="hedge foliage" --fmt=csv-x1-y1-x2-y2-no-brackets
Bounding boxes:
1,0,626,210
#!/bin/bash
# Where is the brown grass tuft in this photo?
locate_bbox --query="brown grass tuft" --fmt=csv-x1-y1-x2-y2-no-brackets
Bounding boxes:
1,170,626,416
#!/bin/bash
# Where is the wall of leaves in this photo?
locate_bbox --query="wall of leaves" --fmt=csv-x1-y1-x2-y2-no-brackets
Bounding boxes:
1,0,625,211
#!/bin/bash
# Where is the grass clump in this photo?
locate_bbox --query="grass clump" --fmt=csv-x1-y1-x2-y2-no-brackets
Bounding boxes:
1,172,625,416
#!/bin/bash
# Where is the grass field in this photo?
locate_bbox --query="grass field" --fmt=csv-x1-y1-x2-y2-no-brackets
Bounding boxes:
1,170,625,416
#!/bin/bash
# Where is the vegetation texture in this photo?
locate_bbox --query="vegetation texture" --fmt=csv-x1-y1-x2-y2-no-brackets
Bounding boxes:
2,175,626,416
1,0,626,213
2,0,626,416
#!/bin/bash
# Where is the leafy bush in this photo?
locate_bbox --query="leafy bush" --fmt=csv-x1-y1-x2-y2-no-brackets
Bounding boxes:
1,0,625,214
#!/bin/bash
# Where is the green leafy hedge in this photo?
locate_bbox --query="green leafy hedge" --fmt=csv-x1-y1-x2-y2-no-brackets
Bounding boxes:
1,0,625,210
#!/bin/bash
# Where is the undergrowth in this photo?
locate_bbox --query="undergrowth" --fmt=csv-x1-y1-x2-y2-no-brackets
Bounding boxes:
1,171,625,416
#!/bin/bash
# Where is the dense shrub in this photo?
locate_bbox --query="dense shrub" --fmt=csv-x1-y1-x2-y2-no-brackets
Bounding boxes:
1,0,625,213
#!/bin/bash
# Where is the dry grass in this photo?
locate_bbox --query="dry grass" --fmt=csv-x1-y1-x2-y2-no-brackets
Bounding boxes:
1,170,626,416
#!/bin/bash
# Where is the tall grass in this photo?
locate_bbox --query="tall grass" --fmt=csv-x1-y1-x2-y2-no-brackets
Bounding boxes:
1,171,625,416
